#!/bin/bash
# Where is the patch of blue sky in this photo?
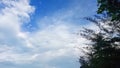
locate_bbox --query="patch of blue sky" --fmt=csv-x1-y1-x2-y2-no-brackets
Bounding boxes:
22,0,97,32
30,0,71,17
0,2,5,11
22,0,71,32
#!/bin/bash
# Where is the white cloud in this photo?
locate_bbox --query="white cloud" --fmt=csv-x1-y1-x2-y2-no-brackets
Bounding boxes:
29,24,75,49
0,0,35,63
1,0,34,19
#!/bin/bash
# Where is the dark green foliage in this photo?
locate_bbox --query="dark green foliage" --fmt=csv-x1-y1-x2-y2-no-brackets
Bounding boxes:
79,15,120,68
97,0,120,21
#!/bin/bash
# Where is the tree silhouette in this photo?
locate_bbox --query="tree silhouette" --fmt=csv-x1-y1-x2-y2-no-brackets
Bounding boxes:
79,15,120,68
97,0,120,21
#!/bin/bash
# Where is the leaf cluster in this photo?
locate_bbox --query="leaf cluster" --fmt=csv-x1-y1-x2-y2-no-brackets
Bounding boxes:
97,0,120,21
79,15,120,68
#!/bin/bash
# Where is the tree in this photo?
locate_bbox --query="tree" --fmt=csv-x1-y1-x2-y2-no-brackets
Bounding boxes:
79,15,120,68
97,0,120,21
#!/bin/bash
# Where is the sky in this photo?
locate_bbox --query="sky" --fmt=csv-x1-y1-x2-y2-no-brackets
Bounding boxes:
0,0,97,68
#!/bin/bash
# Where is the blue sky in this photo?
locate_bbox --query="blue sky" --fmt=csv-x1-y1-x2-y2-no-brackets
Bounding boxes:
0,0,97,68
23,0,97,31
